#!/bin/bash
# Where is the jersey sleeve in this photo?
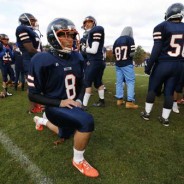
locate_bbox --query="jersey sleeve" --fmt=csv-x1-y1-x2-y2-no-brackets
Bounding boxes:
146,23,163,73
91,26,104,43
27,54,43,94
27,53,61,107
16,26,32,44
129,37,136,57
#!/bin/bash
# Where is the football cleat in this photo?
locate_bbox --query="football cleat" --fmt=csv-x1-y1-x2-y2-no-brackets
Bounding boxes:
172,107,179,113
28,106,43,114
72,159,99,178
158,116,169,127
140,111,150,121
93,100,105,107
172,102,179,113
81,105,88,111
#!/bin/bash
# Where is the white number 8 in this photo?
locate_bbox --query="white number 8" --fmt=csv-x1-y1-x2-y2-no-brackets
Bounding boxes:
65,74,76,99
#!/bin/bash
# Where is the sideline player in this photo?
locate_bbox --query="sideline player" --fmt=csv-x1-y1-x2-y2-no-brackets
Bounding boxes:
141,3,184,126
16,13,43,113
81,16,106,109
28,18,99,178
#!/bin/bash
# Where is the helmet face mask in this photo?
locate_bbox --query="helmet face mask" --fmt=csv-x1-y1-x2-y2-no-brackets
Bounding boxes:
47,18,80,53
19,13,38,29
165,3,184,21
82,16,97,30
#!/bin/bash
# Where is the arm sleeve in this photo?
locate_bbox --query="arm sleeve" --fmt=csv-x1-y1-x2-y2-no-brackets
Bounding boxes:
28,92,61,107
86,41,99,54
75,58,85,102
28,54,61,107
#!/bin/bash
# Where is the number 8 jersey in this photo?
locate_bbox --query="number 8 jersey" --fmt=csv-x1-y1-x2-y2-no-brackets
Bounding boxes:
28,50,84,103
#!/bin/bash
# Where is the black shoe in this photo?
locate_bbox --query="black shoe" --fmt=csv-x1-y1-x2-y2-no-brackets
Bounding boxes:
158,116,169,127
140,111,150,121
93,100,105,107
81,105,88,111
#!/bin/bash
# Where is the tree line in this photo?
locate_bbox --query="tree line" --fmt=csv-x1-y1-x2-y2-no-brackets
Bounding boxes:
106,45,150,66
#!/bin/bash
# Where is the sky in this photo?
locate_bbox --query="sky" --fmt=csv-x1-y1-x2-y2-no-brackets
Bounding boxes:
0,0,182,52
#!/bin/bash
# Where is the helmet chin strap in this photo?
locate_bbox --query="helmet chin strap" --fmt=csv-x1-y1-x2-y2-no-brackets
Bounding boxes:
58,48,72,53
50,48,70,59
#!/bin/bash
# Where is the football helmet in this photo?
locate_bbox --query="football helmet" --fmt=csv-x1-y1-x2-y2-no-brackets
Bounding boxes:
0,34,9,41
18,13,38,28
165,3,184,21
47,18,80,53
0,34,9,45
82,16,97,30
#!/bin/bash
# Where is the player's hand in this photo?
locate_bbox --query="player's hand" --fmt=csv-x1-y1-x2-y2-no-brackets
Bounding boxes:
144,66,151,75
144,70,151,75
60,99,78,109
75,101,82,108
81,44,86,52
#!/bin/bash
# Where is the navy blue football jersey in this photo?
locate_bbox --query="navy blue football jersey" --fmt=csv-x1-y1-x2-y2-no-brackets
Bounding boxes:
16,25,42,56
86,26,105,61
28,51,84,100
0,44,14,65
148,21,184,69
113,36,135,67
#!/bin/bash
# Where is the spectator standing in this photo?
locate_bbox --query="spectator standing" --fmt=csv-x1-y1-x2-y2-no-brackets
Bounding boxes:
113,27,138,109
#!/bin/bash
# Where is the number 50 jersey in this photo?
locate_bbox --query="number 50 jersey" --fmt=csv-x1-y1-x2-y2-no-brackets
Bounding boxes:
153,21,184,62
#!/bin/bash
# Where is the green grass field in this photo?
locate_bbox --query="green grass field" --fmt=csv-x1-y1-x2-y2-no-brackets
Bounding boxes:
0,66,184,184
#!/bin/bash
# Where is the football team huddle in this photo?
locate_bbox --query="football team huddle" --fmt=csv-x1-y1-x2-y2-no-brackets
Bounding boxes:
0,2,184,178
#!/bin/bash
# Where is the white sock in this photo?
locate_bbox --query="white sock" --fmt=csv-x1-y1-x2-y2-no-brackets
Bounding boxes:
98,89,104,99
73,147,85,163
42,112,47,119
83,93,91,106
36,117,48,126
145,102,153,114
172,102,178,109
162,108,171,119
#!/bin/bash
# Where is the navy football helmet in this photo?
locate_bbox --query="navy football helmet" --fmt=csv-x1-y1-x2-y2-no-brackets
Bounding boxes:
0,34,9,41
82,16,97,30
165,3,184,21
0,34,9,46
47,18,80,53
19,13,38,28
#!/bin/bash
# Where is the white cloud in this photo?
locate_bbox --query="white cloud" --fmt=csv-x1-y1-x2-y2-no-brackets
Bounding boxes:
0,0,181,52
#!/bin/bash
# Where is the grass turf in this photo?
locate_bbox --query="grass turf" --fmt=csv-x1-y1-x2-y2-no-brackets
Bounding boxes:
0,66,184,184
